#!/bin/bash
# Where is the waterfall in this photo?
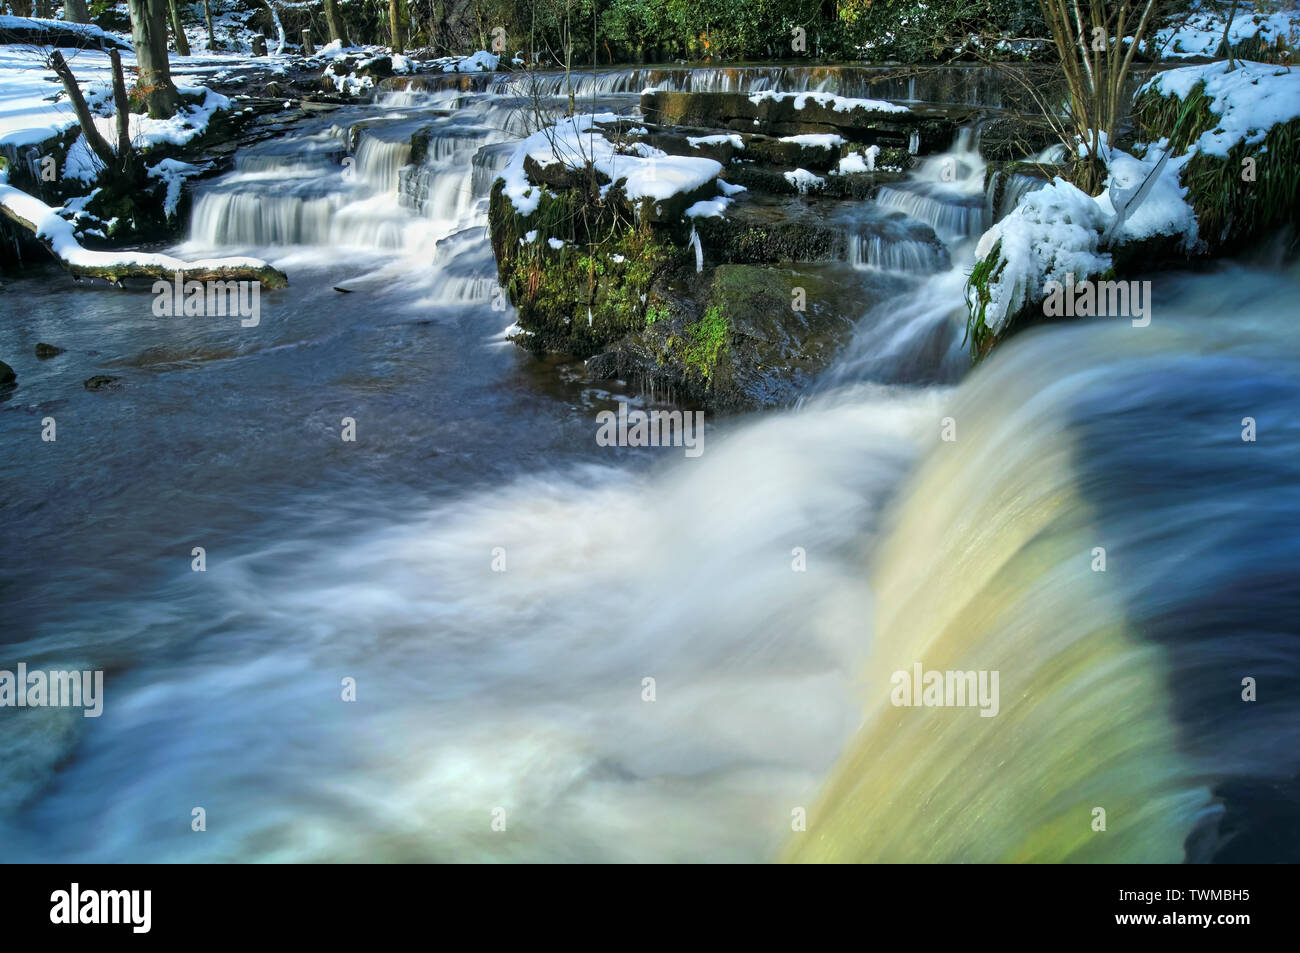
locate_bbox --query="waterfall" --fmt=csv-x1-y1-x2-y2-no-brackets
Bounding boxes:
850,234,951,274
187,109,510,256
787,266,1300,862
379,64,1017,107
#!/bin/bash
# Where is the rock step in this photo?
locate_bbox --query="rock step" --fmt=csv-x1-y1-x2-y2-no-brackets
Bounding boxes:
641,90,958,154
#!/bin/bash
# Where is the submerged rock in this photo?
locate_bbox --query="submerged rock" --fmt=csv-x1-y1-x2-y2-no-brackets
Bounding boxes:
83,375,120,391
0,359,15,385
34,343,64,360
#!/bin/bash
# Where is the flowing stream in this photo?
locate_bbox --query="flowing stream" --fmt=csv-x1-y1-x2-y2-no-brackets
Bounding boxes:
1,68,1296,862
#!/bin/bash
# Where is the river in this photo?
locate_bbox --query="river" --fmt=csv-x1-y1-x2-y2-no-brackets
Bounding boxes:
1,67,1297,862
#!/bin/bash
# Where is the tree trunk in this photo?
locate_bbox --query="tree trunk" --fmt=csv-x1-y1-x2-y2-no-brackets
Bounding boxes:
9,0,33,19
203,0,217,50
65,0,91,24
301,28,315,55
1219,0,1242,68
169,0,191,56
48,51,118,170
127,0,182,118
389,0,404,54
35,0,53,18
323,0,350,47
110,49,133,163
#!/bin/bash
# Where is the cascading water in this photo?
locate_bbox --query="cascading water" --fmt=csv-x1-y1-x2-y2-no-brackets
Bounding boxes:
387,63,1022,107
787,262,1300,863
873,128,989,243
3,65,1296,864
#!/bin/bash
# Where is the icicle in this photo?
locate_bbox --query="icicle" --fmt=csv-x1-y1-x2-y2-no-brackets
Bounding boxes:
689,225,703,273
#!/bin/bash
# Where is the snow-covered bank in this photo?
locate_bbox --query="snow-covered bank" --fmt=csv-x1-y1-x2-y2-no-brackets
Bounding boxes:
1155,1,1299,59
967,59,1300,347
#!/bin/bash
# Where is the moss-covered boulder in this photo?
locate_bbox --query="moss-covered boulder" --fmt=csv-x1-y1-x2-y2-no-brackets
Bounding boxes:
489,179,686,357
587,263,862,411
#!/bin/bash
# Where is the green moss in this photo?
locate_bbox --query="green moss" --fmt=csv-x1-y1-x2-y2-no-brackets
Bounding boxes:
1135,78,1300,253
488,177,685,356
963,239,1003,362
682,305,729,379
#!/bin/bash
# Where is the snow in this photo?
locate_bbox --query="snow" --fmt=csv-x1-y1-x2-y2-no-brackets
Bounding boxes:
0,42,231,153
0,14,121,45
684,196,732,218
783,168,825,194
717,179,746,196
62,134,101,184
835,145,880,174
1097,144,1199,247
443,50,499,73
779,133,845,148
1142,60,1300,158
499,113,722,219
547,236,565,249
687,133,744,149
1154,2,1300,59
970,177,1111,334
973,58,1300,335
746,90,911,115
148,158,203,218
971,141,1199,333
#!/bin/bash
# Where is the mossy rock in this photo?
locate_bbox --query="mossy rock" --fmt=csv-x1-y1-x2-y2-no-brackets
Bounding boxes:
693,200,847,263
736,134,839,171
589,263,863,411
489,179,687,357
842,143,913,171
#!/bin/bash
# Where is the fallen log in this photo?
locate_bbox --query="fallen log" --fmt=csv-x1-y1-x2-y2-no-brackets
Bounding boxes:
0,14,134,52
0,178,288,288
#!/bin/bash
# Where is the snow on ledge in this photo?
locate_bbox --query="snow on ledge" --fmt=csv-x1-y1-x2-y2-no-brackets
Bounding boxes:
500,113,722,218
